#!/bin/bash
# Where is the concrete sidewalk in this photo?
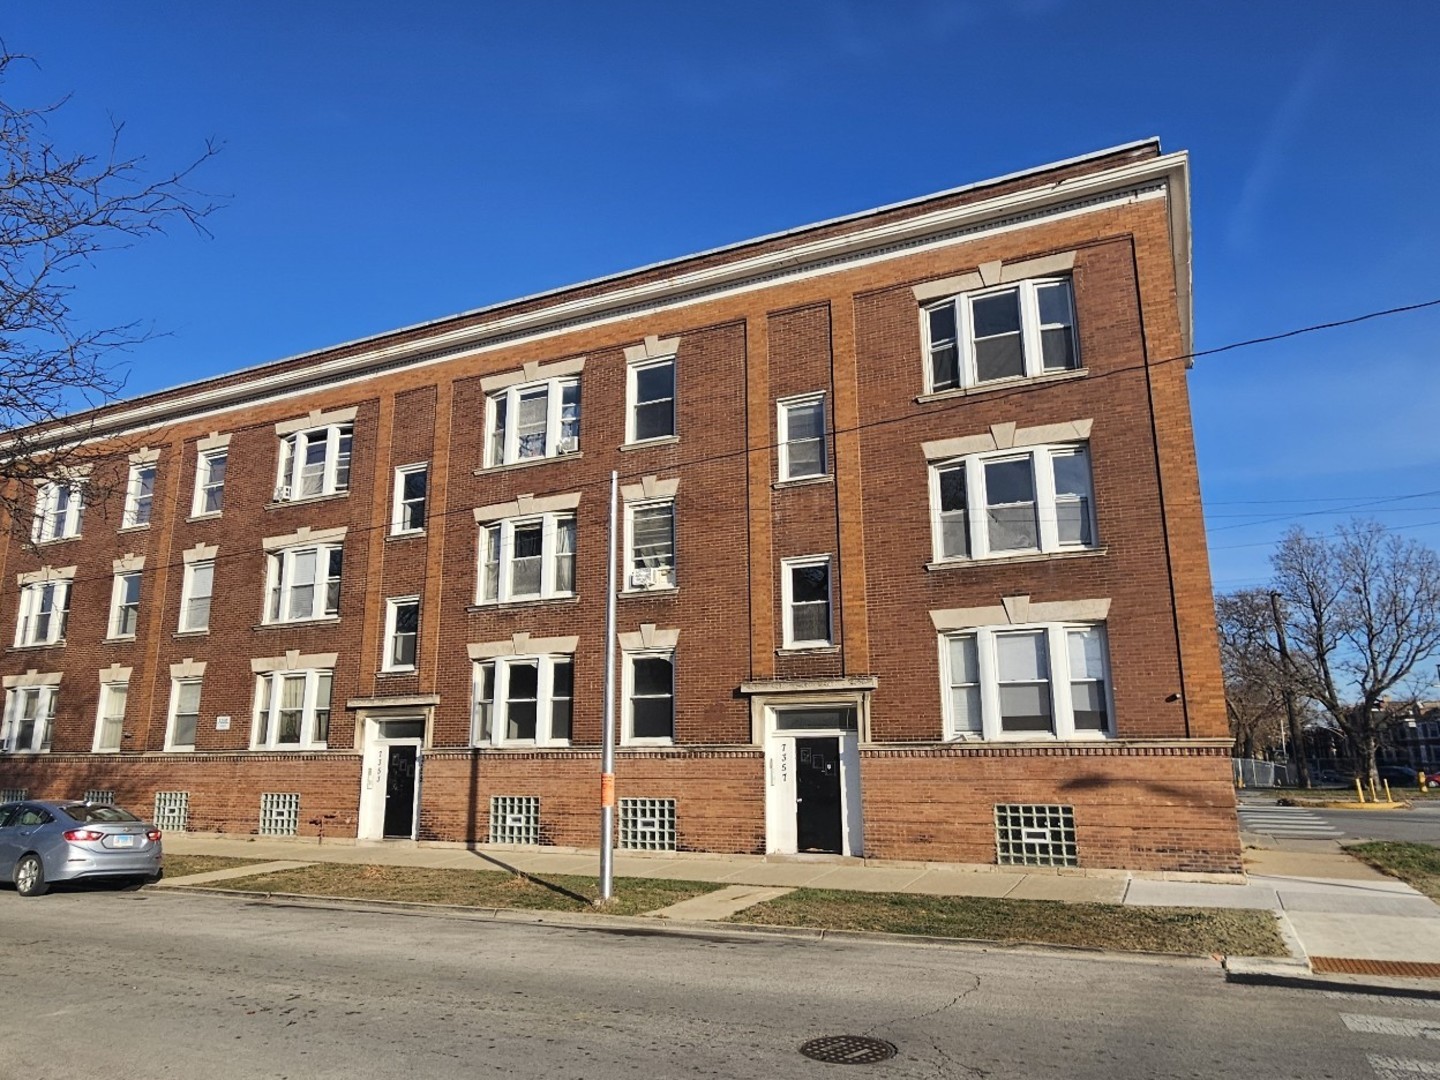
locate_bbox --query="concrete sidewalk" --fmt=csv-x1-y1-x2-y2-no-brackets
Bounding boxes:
162,831,1440,995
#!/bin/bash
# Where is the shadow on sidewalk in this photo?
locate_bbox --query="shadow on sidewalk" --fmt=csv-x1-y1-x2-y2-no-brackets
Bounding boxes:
458,847,591,906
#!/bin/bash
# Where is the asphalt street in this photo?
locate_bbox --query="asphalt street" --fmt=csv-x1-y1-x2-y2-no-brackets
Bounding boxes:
1239,794,1440,847
3,888,1439,1079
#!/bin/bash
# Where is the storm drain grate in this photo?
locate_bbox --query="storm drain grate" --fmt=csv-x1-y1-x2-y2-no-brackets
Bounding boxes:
799,1036,898,1065
619,797,676,851
489,795,540,845
259,792,301,836
0,788,27,804
84,789,116,805
995,803,1078,867
154,790,190,832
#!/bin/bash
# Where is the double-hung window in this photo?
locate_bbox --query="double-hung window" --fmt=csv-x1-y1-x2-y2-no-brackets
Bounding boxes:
477,514,576,604
15,580,70,647
123,463,156,528
392,463,428,535
167,678,202,751
781,556,832,649
924,277,1078,392
253,669,333,750
193,448,227,516
777,394,827,481
33,481,83,542
383,597,419,671
108,571,142,639
486,378,580,466
2,686,56,753
94,682,127,752
624,652,674,743
472,656,573,746
625,500,676,590
265,543,343,622
941,623,1111,740
276,423,352,501
180,560,214,632
930,444,1095,561
627,357,675,443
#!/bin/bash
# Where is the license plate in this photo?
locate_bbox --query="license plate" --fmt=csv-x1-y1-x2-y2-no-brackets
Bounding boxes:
112,834,135,848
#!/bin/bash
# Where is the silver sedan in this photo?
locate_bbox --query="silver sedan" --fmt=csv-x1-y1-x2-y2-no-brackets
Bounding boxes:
0,800,164,896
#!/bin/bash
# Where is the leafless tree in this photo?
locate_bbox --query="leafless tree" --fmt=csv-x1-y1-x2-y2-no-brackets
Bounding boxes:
0,47,218,539
1271,519,1440,785
1216,588,1290,760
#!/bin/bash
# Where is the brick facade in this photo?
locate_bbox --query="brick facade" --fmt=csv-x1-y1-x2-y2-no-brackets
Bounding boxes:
0,140,1241,874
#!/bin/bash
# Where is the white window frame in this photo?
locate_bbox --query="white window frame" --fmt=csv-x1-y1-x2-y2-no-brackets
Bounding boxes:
626,356,676,444
166,677,202,752
776,393,827,481
32,481,83,542
382,596,420,672
275,423,353,501
938,622,1113,742
93,682,127,753
2,686,57,754
122,462,157,528
252,669,333,751
391,462,428,535
484,377,580,467
624,499,676,591
192,448,227,517
922,276,1079,393
622,649,675,746
264,542,343,624
475,513,576,605
780,555,833,650
928,443,1096,562
14,580,71,647
180,560,214,633
471,655,574,748
107,571,142,639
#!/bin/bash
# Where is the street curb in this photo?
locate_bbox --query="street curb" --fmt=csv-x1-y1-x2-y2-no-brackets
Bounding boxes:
1223,958,1440,1000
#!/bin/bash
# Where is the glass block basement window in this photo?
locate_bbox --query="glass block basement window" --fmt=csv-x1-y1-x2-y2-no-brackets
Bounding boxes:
84,789,116,805
259,792,301,836
153,790,190,832
619,797,676,851
0,788,27,804
489,795,540,845
994,803,1078,867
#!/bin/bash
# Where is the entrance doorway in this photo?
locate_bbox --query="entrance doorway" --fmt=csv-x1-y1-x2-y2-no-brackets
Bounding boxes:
795,737,842,853
383,744,418,839
761,704,863,857
357,717,424,841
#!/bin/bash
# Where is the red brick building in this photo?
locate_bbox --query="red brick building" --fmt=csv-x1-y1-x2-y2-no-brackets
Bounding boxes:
0,140,1241,873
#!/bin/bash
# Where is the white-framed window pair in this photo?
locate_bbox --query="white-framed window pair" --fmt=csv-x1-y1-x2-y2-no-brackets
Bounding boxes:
486,378,580,467
392,463,428,534
942,623,1111,741
930,444,1096,561
253,669,333,750
383,597,419,671
122,463,156,528
2,686,56,753
193,448,227,516
627,357,675,443
473,655,573,746
15,581,70,647
625,500,675,591
777,394,827,481
265,543,342,623
32,481,83,542
624,651,674,744
275,423,352,501
781,556,832,649
923,276,1078,393
477,514,576,604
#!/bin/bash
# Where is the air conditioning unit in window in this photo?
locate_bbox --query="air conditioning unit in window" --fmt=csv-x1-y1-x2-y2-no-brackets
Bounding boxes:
556,437,579,454
273,485,292,501
630,568,655,588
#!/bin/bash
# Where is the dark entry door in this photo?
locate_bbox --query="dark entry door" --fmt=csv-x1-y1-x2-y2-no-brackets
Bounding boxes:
795,737,842,853
383,745,418,839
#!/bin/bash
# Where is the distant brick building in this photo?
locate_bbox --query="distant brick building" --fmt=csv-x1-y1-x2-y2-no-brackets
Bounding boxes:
0,140,1241,873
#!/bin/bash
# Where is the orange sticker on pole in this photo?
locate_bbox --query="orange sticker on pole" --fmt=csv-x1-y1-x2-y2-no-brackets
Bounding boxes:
600,773,615,807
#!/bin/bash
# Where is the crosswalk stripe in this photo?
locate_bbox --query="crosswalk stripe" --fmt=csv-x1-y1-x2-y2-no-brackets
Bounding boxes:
1368,1056,1440,1078
1342,1014,1440,1039
1322,991,1440,1010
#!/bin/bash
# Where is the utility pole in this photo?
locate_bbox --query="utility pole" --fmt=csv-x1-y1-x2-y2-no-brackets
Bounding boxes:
598,470,619,902
1269,591,1311,789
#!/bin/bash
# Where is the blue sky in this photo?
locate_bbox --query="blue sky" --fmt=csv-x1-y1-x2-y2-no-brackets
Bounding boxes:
7,1,1439,594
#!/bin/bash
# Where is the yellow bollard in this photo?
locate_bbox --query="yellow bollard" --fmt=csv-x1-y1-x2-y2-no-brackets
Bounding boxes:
1383,780,1393,803
1355,778,1367,803
1370,779,1379,803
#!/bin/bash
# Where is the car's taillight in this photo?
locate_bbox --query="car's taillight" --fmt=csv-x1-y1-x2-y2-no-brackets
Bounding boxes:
146,830,162,842
63,829,104,842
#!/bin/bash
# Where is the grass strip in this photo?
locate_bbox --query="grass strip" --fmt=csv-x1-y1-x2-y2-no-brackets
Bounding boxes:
1347,841,1440,902
204,862,720,917
730,888,1288,956
163,854,272,879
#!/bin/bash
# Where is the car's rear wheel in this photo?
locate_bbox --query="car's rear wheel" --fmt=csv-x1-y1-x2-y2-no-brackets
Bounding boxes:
15,853,48,897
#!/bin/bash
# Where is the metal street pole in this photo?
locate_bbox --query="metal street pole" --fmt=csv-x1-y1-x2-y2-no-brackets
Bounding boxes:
599,470,618,902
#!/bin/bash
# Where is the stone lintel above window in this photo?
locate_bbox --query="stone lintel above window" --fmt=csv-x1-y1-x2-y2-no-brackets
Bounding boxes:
3,668,62,689
262,525,349,551
623,335,680,364
251,650,339,674
16,565,77,586
930,595,1111,632
99,663,133,685
275,405,358,436
922,419,1093,462
911,251,1078,303
738,676,878,695
184,543,219,564
479,355,585,393
468,632,579,660
620,475,680,502
170,657,207,680
128,446,162,465
618,623,679,651
197,431,232,452
473,491,582,523
112,553,145,573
